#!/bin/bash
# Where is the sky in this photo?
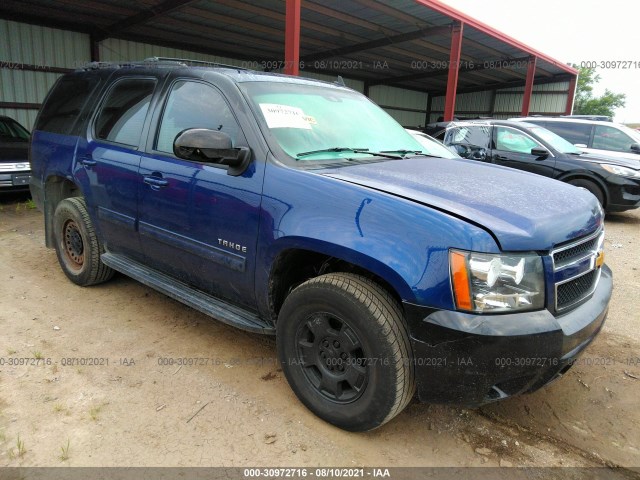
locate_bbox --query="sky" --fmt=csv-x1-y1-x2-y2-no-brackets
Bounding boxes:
438,0,639,123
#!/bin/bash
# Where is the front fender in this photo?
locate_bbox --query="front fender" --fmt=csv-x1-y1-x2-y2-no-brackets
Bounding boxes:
255,163,499,317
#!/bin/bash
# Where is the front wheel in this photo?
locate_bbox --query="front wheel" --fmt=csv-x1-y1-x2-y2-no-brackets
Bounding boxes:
53,197,114,286
277,273,415,431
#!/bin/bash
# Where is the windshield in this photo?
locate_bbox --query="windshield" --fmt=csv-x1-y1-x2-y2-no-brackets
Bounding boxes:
239,81,426,163
407,130,459,159
529,126,581,154
0,118,30,142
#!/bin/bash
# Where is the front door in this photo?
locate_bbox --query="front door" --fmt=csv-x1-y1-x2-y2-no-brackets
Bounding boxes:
491,125,557,177
138,79,264,309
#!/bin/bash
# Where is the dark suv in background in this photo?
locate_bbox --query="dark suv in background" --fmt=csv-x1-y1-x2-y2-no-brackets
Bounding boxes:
428,119,640,213
0,116,31,191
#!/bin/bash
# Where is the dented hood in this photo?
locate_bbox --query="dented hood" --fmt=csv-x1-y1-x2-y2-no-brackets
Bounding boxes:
321,157,602,251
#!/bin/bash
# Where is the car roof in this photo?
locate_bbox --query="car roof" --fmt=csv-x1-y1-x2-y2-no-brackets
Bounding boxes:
511,117,620,127
428,119,540,129
72,58,350,91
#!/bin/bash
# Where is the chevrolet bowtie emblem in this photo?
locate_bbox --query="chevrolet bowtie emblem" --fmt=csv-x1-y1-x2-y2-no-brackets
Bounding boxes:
595,250,605,269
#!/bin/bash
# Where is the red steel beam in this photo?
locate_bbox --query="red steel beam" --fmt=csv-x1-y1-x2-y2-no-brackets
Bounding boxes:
521,56,537,116
284,0,301,76
565,75,577,115
443,22,463,121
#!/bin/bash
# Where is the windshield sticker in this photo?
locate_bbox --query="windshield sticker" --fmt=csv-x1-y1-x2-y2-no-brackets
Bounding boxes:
259,104,312,129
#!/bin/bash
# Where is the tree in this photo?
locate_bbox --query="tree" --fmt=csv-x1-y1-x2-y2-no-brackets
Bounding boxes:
571,64,626,117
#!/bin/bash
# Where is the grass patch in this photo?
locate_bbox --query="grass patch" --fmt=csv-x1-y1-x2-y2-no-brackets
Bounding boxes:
59,439,70,461
33,351,43,360
9,434,26,459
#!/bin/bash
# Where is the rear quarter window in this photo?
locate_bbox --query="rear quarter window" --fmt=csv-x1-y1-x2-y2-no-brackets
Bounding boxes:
35,75,100,135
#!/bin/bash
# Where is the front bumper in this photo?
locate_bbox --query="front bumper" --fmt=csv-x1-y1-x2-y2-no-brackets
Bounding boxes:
605,175,640,212
404,264,612,407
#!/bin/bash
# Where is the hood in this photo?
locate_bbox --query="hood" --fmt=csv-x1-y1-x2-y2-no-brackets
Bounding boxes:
321,157,602,251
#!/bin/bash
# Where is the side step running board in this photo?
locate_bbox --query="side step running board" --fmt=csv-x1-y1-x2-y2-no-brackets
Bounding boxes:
101,252,275,335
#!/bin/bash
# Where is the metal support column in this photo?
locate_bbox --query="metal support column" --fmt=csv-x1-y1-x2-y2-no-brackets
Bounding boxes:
521,56,537,116
443,22,463,121
284,0,301,76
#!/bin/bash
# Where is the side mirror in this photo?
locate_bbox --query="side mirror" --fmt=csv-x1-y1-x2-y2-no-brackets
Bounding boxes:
173,128,251,176
531,147,550,159
630,143,640,154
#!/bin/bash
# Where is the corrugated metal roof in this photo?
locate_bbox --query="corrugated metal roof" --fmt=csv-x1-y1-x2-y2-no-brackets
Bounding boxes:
0,0,576,96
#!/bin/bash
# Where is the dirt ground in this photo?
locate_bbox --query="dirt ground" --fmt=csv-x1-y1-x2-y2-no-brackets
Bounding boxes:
0,192,639,475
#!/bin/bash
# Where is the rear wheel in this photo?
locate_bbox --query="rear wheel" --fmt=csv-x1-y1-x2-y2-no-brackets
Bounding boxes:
53,197,114,286
568,178,605,209
277,273,415,431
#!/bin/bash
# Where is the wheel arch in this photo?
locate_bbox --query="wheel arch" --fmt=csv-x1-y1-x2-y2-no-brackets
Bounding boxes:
43,175,83,248
556,172,609,208
266,242,414,325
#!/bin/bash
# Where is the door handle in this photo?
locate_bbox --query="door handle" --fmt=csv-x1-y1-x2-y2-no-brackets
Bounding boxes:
143,176,169,187
495,155,508,161
79,156,96,167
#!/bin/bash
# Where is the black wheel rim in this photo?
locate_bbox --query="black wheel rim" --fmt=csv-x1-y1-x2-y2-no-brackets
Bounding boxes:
295,313,368,403
62,219,84,270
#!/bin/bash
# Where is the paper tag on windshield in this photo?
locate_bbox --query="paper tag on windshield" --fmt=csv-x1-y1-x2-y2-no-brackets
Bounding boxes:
259,103,312,129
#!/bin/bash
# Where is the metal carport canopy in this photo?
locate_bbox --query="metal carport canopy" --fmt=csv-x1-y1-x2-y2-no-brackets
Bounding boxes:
0,0,578,120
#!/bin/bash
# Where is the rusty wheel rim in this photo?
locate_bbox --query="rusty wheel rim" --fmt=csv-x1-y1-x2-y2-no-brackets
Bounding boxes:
62,219,84,271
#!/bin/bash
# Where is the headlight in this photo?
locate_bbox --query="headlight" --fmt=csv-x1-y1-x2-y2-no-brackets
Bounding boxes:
601,164,640,178
449,250,545,313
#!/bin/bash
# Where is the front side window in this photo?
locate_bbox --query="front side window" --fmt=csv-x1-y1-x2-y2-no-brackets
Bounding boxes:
95,79,156,146
495,127,541,154
238,81,424,164
156,81,240,154
593,125,634,152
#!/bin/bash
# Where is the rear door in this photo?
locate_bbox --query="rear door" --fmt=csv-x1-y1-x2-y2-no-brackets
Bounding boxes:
78,77,158,259
137,79,264,309
491,125,557,177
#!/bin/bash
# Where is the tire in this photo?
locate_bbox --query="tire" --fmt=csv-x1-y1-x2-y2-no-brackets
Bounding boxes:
568,178,605,208
53,197,114,286
277,273,415,431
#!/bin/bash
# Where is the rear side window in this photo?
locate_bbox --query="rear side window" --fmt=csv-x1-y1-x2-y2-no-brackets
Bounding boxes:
35,75,100,135
545,122,591,145
95,78,156,146
446,126,490,148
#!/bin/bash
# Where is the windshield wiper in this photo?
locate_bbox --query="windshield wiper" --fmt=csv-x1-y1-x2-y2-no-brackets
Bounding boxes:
296,147,402,159
382,149,439,158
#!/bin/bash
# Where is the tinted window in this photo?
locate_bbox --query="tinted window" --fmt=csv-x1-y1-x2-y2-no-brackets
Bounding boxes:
35,75,100,135
156,81,240,154
545,122,591,145
495,127,541,154
593,125,634,152
0,118,29,141
95,79,156,146
446,126,490,148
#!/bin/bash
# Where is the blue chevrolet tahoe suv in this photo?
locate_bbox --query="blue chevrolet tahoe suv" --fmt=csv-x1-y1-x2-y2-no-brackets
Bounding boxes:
29,59,612,432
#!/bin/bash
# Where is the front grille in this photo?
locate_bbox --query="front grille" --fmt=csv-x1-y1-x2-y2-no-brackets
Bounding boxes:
552,229,604,312
556,269,598,310
553,236,599,267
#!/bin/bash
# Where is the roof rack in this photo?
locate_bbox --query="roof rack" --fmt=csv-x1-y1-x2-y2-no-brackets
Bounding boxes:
144,57,248,70
76,57,248,72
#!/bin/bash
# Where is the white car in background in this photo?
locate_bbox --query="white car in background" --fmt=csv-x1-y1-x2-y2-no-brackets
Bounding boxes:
405,129,460,159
